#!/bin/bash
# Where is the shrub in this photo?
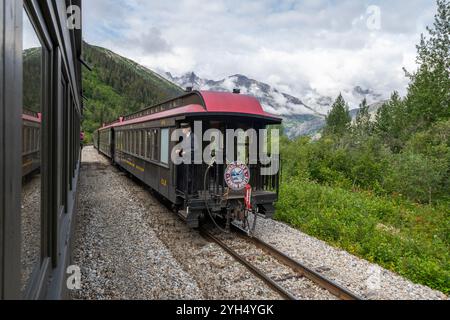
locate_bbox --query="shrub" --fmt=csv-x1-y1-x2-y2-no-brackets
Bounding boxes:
275,180,450,294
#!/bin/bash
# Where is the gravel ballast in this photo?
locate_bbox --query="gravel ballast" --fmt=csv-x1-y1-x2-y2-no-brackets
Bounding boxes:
72,148,202,299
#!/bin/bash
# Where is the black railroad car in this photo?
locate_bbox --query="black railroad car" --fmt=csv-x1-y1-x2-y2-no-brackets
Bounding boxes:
22,110,41,177
1,0,83,299
95,90,282,230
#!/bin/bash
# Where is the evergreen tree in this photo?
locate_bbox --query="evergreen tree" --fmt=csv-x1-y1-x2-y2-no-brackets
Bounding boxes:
404,0,450,127
375,92,407,153
354,98,373,138
324,94,351,136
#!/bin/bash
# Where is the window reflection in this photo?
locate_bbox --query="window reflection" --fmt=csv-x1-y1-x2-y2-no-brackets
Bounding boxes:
21,9,42,295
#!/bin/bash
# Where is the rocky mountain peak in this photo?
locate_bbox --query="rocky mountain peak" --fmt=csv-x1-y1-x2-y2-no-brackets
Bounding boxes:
163,71,385,138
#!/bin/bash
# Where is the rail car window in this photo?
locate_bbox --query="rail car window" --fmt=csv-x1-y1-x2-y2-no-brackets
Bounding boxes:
21,10,43,295
161,128,169,165
129,131,132,154
130,131,134,154
128,131,131,154
61,79,68,211
123,132,127,152
152,129,160,162
128,131,131,153
135,131,138,156
137,131,140,156
140,131,145,157
136,131,141,156
136,131,140,156
134,131,140,155
146,130,152,160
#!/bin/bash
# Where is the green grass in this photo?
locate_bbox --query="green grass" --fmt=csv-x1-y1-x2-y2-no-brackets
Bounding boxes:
275,179,450,294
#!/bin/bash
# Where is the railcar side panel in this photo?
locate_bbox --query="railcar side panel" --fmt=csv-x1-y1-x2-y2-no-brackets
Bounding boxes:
1,0,83,300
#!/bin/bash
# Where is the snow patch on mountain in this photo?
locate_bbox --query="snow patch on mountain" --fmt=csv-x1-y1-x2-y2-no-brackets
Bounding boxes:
162,71,385,138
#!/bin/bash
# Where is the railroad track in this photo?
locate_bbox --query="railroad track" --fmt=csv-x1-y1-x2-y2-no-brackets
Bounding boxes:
199,226,362,301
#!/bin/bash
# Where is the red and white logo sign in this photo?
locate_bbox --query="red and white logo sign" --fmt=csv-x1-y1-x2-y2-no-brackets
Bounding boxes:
224,162,251,191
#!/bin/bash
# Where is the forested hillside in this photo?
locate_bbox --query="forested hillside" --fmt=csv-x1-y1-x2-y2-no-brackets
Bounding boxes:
277,0,449,293
81,42,183,141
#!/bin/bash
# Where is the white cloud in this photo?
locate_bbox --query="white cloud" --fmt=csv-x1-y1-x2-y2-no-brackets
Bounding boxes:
82,0,437,103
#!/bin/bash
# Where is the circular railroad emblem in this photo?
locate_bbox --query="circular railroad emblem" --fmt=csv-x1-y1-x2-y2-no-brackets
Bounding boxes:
224,162,251,191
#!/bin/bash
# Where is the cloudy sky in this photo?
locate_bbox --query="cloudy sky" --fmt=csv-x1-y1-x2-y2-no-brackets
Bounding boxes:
82,0,437,101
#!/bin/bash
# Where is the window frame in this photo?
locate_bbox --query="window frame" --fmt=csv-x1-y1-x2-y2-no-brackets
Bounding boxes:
160,128,169,165
152,129,160,162
22,2,53,299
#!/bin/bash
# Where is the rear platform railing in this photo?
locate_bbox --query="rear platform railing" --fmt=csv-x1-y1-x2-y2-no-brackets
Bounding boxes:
177,162,279,199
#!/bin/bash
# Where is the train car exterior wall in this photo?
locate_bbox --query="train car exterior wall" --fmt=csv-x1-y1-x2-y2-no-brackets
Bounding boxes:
0,0,83,299
113,120,175,201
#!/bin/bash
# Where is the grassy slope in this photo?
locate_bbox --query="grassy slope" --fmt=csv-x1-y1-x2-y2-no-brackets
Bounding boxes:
276,180,449,294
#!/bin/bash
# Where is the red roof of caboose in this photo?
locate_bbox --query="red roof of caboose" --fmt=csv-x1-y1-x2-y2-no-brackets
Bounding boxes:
100,91,281,130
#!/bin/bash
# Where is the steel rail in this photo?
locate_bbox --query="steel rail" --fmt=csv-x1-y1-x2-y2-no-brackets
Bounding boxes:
199,228,297,300
237,233,363,300
200,226,363,300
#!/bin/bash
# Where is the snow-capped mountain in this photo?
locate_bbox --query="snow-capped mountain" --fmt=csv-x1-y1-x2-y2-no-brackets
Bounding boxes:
163,71,385,138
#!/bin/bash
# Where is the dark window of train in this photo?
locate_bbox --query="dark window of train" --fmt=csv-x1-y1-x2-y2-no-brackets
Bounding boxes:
58,78,67,212
133,130,136,155
123,132,126,152
61,79,68,211
127,131,130,154
68,99,73,189
141,130,145,157
136,130,141,156
130,131,134,154
134,131,138,155
152,129,160,162
137,130,140,156
146,130,152,160
123,132,125,152
129,131,133,154
21,10,43,295
67,94,72,191
129,131,132,153
125,131,128,152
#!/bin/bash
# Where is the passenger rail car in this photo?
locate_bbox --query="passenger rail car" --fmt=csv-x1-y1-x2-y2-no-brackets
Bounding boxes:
22,110,41,177
95,91,282,229
1,0,83,299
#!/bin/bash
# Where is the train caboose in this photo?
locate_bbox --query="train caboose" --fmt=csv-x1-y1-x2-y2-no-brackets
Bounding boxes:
95,90,282,231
